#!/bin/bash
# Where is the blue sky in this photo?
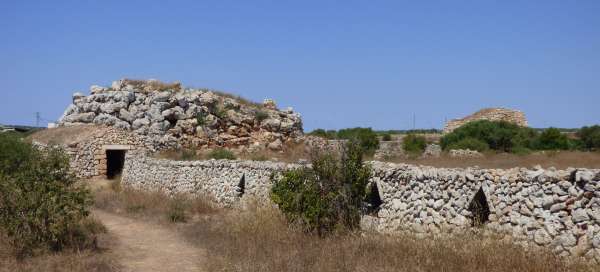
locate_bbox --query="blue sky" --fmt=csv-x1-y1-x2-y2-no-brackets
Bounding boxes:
1,1,599,131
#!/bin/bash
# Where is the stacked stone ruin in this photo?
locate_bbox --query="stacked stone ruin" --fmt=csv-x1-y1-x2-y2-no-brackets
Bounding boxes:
443,108,528,133
58,79,303,151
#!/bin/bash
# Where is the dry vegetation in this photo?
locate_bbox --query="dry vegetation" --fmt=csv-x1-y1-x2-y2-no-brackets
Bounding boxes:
181,204,595,272
0,220,119,272
92,178,218,223
121,79,182,93
388,151,600,169
89,181,596,272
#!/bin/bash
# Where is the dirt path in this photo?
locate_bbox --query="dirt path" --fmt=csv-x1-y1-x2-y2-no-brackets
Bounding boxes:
94,210,204,272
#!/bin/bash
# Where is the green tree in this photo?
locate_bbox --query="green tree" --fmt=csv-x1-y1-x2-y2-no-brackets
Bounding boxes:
534,128,570,150
578,125,600,150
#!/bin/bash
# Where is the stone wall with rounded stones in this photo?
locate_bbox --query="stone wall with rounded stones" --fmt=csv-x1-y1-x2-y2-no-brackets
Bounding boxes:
121,152,600,263
121,151,301,206
370,161,600,263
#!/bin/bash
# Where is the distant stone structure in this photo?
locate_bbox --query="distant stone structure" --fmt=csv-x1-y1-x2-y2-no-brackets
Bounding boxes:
444,108,528,133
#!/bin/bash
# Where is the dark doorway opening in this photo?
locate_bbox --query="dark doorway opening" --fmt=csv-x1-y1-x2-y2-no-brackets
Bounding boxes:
106,150,126,179
366,182,383,214
237,174,246,197
468,187,491,227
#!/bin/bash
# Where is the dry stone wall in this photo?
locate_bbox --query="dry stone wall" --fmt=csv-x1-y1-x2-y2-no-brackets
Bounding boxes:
371,162,600,262
121,152,600,262
122,152,300,206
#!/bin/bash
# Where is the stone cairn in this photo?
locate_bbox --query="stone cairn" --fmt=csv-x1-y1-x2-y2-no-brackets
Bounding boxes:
58,79,303,151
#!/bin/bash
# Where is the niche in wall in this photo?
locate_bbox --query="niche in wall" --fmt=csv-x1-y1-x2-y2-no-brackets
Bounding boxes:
468,187,491,227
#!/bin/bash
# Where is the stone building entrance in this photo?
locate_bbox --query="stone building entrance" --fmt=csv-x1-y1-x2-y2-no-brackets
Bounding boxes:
99,145,132,179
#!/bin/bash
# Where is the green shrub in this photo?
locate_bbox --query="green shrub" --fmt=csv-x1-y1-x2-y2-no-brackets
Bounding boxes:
196,112,206,127
578,125,600,150
208,148,236,160
402,134,427,155
0,134,93,258
533,128,570,150
441,120,534,153
179,149,199,161
308,129,337,139
337,127,380,155
446,137,489,152
270,141,371,235
381,133,392,141
254,110,269,123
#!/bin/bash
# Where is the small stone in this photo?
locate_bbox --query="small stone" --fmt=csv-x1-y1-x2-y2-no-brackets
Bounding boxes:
572,209,590,223
559,233,577,248
534,229,552,245
550,203,566,213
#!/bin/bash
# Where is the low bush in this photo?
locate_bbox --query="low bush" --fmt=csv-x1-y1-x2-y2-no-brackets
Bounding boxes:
254,110,269,123
0,134,95,258
446,137,489,152
167,197,188,223
381,133,392,141
270,141,371,235
578,125,600,150
308,128,380,154
533,128,570,150
402,134,427,155
308,129,337,139
207,148,236,160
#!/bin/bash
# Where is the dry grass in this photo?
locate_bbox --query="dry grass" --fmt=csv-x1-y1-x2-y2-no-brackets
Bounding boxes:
92,179,218,223
27,125,102,146
210,89,263,108
182,205,596,272
237,141,310,163
387,151,600,169
120,79,182,93
0,218,119,272
153,141,310,163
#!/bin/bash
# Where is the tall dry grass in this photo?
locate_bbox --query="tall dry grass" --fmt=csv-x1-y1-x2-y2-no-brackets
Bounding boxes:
182,204,596,272
93,179,218,223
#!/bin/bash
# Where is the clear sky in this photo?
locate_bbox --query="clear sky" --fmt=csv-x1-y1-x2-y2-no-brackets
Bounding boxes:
1,1,599,131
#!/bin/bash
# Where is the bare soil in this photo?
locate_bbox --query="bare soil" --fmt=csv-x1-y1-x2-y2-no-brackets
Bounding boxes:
94,210,204,272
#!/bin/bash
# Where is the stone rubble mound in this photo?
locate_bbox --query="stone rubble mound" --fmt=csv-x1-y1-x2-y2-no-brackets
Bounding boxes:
58,79,303,150
444,108,528,133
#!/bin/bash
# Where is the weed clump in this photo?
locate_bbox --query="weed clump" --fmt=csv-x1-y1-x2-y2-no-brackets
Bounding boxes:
207,148,236,160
